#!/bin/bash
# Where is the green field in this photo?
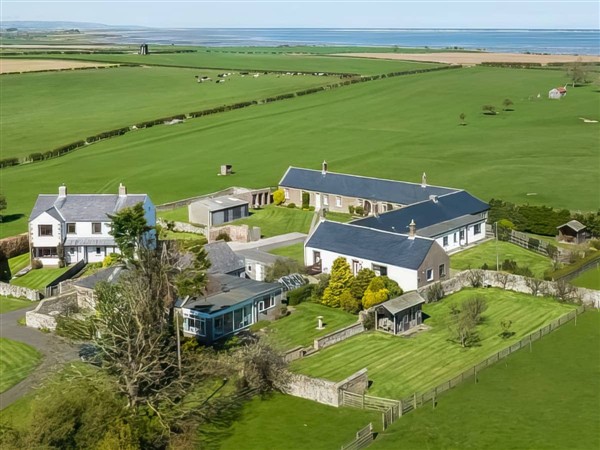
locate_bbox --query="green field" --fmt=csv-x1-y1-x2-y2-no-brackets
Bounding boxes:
8,253,30,276
0,338,42,393
212,393,380,450
1,66,341,159
264,302,357,350
572,266,600,290
291,289,575,398
157,205,190,223
5,52,441,76
269,242,305,264
371,310,600,450
0,296,33,314
11,266,71,290
451,240,553,278
1,66,598,238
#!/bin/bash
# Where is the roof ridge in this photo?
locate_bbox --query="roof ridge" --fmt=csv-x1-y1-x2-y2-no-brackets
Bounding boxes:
321,220,435,242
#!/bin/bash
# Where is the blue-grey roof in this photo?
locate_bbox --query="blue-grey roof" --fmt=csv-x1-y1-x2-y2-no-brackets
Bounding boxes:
204,242,245,275
353,191,489,237
30,193,149,222
306,221,434,270
279,167,457,205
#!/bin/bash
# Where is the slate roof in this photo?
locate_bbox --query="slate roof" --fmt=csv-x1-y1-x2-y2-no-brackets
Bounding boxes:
305,221,435,270
377,291,425,315
74,265,126,290
236,248,284,265
279,167,457,205
204,241,245,275
30,193,149,222
194,195,248,212
181,273,282,314
352,191,489,237
557,220,586,232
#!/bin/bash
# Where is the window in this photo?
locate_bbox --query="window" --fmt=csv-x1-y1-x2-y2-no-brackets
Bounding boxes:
323,194,329,206
67,223,76,234
38,225,53,236
186,316,206,336
284,188,290,200
459,230,465,241
443,236,448,247
336,196,342,207
36,247,57,257
258,294,275,312
474,223,482,235
69,247,75,255
96,247,101,255
247,265,252,272
453,233,458,243
352,260,361,275
372,264,387,276
426,268,434,281
439,264,446,278
92,222,102,234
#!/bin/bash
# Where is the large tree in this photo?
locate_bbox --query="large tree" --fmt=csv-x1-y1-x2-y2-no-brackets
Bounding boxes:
109,202,153,260
567,58,588,87
448,296,488,347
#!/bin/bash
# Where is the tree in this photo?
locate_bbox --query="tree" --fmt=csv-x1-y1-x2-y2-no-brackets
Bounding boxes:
567,57,587,87
322,257,353,308
339,289,361,313
459,112,466,126
350,268,375,301
380,276,402,297
448,296,487,347
361,276,390,309
272,189,285,206
109,202,153,260
0,194,6,222
482,104,497,115
525,277,544,296
502,98,513,111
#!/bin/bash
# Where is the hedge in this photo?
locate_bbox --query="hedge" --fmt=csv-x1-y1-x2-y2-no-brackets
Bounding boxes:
544,251,600,280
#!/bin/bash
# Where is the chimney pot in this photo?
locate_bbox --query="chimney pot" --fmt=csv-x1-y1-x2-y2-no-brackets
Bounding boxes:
58,184,67,198
409,219,416,239
421,172,427,188
322,160,328,175
119,183,127,197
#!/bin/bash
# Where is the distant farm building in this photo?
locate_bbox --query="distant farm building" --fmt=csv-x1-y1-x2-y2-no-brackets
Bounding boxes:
548,87,567,99
138,43,149,55
188,196,249,227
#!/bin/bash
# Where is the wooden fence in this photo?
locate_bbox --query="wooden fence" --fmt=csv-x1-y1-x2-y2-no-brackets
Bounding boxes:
398,305,585,414
341,391,401,430
341,423,373,450
507,230,550,257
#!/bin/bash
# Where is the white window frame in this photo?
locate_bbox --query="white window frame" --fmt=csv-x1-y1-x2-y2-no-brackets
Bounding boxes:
323,194,329,206
474,223,482,235
66,223,76,234
426,268,434,281
284,188,290,200
439,264,446,278
38,224,53,236
443,236,448,247
336,196,342,207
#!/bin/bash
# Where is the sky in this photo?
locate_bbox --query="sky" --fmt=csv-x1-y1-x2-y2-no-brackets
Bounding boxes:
1,1,599,29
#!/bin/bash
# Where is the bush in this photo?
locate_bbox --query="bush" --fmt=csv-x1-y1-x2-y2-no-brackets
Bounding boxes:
272,189,285,206
215,231,231,242
31,258,43,269
348,205,355,214
301,192,310,209
287,284,314,306
102,253,121,268
28,152,44,162
286,203,296,209
362,310,375,330
308,206,315,211
339,289,361,313
354,206,365,216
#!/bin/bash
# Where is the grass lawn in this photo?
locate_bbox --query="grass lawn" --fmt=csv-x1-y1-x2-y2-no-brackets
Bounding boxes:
157,206,190,223
208,393,381,450
451,240,553,278
160,230,207,242
264,302,358,350
0,338,42,393
1,65,340,159
8,253,29,275
0,296,34,314
291,289,575,398
2,66,598,238
11,266,71,290
370,310,600,450
230,206,315,238
572,266,600,290
269,242,305,264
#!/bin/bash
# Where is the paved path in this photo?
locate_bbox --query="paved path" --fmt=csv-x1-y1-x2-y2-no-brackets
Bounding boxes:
227,232,307,252
0,305,78,409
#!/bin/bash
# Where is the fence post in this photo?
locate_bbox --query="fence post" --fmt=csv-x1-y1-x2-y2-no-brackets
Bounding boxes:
413,392,417,409
362,394,365,409
575,308,577,326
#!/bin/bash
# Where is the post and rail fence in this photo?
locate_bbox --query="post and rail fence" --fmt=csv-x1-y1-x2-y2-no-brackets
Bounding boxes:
341,423,374,450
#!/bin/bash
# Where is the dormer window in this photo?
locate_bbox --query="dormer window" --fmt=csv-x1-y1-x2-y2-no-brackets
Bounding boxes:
67,223,76,234
92,222,102,234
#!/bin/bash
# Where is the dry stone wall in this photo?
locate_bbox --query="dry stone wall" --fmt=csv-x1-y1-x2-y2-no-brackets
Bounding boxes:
284,368,368,407
26,293,77,330
0,282,41,301
314,322,364,350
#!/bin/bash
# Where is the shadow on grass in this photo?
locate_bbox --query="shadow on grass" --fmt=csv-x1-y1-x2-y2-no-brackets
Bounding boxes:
1,213,25,224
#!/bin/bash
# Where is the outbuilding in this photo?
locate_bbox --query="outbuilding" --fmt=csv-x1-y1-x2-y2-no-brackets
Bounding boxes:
375,291,425,335
188,196,249,227
556,220,588,244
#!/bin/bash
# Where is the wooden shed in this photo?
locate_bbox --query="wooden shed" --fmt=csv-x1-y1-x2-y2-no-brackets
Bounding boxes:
556,220,587,244
375,291,425,335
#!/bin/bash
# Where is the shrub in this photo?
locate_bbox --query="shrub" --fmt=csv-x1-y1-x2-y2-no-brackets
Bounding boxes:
287,284,314,306
339,289,361,313
286,203,296,209
301,192,310,209
102,253,121,268
362,310,375,330
272,189,285,206
425,281,444,303
215,231,231,242
528,237,540,251
308,206,315,211
31,258,43,269
354,206,365,216
348,205,355,214
322,257,354,308
265,258,303,282
361,276,390,309
28,152,44,162
466,269,484,287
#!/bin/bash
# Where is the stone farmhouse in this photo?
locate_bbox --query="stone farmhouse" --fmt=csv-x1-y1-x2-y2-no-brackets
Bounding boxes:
305,220,449,291
29,184,155,266
177,273,284,343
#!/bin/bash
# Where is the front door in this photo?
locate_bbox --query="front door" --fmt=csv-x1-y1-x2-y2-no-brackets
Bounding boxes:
315,193,321,210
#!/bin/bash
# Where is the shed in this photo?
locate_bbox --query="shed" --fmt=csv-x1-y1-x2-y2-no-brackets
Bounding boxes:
375,291,425,335
188,195,249,227
556,220,587,244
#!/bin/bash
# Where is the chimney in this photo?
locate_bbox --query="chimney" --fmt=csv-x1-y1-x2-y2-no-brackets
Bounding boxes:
429,194,438,203
421,172,427,188
408,219,416,239
58,184,67,198
322,160,328,175
118,183,127,197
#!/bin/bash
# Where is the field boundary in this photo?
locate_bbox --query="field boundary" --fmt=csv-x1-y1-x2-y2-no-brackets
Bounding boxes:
1,64,459,168
341,422,374,450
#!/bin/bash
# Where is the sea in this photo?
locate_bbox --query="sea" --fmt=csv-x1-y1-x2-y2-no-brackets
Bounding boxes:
89,28,600,55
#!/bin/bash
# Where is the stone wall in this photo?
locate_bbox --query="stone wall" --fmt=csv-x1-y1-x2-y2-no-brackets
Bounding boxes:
26,293,77,330
157,218,206,235
208,224,260,243
284,368,368,407
314,322,364,350
0,282,41,301
283,345,318,363
156,186,273,212
418,270,600,308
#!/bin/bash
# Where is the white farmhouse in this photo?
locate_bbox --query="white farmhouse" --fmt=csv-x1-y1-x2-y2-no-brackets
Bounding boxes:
29,184,155,266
